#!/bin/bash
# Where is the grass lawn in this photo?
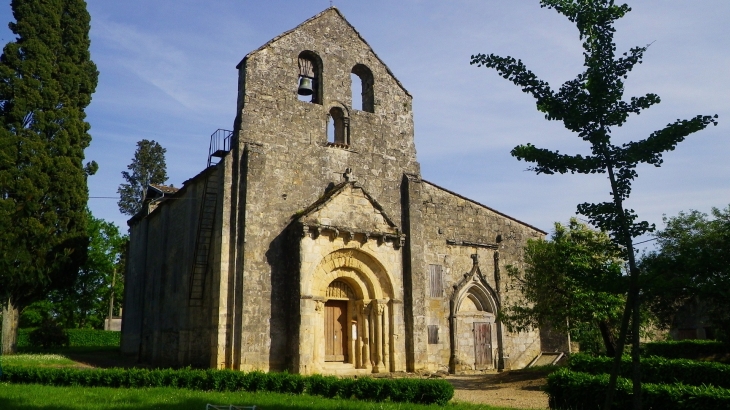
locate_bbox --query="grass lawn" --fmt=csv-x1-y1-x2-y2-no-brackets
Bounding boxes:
0,383,527,410
6,347,138,369
0,353,78,367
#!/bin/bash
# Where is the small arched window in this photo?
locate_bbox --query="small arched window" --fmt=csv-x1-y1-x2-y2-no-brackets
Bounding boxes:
297,51,322,104
351,64,374,113
327,106,349,146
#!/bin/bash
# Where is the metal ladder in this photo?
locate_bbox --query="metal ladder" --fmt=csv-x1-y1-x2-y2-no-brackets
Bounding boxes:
189,167,219,306
189,129,232,306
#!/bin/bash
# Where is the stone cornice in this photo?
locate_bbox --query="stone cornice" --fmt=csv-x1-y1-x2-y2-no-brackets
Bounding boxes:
301,222,406,248
446,239,498,250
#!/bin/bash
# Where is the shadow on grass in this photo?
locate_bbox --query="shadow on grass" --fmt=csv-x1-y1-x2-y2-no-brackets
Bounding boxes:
16,347,143,369
0,397,257,410
0,395,432,410
447,369,551,391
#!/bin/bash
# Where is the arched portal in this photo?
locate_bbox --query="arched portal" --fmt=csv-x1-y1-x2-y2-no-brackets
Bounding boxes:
299,248,397,374
448,255,500,373
454,284,496,371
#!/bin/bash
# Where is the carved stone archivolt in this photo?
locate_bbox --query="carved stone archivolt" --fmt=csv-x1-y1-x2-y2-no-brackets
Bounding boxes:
326,280,355,299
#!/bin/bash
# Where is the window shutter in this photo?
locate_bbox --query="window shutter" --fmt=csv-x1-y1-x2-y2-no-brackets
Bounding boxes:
427,325,439,344
429,264,443,297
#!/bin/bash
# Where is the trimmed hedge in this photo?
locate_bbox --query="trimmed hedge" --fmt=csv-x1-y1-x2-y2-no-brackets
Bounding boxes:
568,353,730,388
642,340,729,360
546,368,730,410
0,366,453,406
17,328,120,348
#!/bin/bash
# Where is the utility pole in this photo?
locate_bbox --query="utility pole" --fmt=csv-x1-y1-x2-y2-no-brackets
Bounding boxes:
107,267,116,330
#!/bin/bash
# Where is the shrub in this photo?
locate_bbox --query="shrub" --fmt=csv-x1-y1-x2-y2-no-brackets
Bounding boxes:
66,329,121,347
0,366,454,405
16,328,120,348
642,340,729,360
547,368,730,410
569,353,730,388
29,322,69,348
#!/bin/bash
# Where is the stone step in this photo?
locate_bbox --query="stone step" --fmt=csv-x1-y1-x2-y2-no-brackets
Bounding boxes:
320,362,373,376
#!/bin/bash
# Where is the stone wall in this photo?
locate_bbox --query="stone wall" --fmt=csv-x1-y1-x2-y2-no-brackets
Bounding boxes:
123,7,550,374
122,163,229,368
403,176,546,372
229,8,419,372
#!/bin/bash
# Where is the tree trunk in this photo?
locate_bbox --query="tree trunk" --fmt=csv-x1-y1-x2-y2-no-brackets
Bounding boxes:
2,297,20,355
602,162,642,410
598,319,617,358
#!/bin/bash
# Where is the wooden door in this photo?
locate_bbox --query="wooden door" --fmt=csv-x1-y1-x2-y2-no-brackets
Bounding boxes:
474,322,492,368
325,300,348,362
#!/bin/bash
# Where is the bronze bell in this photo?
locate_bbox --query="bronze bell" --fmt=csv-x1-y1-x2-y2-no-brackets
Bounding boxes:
298,76,313,96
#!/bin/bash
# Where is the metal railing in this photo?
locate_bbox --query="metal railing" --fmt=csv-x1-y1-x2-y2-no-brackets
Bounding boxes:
208,129,233,167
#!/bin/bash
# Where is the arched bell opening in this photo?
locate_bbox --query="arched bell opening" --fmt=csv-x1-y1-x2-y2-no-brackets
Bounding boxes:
351,64,374,113
327,106,349,145
297,51,322,104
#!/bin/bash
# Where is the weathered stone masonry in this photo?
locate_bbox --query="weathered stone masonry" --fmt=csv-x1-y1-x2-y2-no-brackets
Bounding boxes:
122,7,548,374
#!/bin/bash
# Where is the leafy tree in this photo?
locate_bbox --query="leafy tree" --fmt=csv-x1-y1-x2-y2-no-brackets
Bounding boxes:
20,212,127,329
0,0,98,354
641,205,730,341
117,139,168,216
471,1,717,408
503,219,625,356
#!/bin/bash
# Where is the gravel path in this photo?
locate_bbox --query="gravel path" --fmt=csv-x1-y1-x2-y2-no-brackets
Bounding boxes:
446,370,550,409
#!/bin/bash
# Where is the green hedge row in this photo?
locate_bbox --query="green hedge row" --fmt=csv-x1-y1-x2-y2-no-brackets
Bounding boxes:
0,366,453,406
546,368,730,410
642,340,729,360
568,354,730,388
17,328,120,347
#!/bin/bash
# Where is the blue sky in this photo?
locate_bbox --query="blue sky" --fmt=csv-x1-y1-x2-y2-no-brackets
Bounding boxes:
1,1,728,249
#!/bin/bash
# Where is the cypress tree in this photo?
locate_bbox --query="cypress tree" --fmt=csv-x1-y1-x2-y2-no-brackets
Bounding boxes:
0,0,98,354
117,139,169,217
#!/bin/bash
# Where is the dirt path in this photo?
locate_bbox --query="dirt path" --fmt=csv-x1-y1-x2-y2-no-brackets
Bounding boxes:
446,370,550,409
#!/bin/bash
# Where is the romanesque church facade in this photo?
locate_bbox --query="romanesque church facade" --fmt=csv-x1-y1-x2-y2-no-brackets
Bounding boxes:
121,8,549,375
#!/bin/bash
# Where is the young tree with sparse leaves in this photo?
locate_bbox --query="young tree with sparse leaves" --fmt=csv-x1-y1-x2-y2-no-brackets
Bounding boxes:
502,219,626,357
471,1,717,408
117,139,168,216
0,0,98,354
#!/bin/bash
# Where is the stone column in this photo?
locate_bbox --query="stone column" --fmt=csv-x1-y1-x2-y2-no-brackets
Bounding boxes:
373,301,385,373
354,301,362,369
383,300,390,372
314,300,325,371
360,302,371,369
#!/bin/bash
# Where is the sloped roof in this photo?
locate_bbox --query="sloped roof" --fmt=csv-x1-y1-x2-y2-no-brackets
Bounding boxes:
149,184,179,194
293,181,398,229
237,7,411,98
421,179,547,235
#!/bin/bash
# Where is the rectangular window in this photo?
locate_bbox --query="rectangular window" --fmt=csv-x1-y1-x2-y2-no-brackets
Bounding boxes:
428,325,439,344
429,264,443,297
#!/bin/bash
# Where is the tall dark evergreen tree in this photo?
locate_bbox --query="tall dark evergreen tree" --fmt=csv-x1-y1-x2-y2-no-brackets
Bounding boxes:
117,139,168,216
471,1,717,408
0,0,98,354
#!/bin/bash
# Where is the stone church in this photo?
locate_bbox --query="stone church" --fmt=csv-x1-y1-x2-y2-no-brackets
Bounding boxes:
121,8,550,375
